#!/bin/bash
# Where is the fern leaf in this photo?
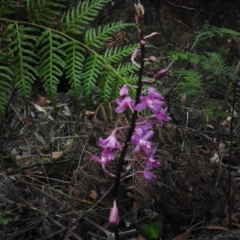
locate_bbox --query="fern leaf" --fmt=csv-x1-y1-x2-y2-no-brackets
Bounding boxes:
204,52,231,76
100,67,114,103
170,51,202,64
64,41,86,99
36,31,66,103
175,69,203,96
5,24,38,104
83,55,103,106
116,63,138,76
26,0,66,25
193,24,240,48
0,0,22,17
104,44,138,64
85,21,132,48
108,64,138,98
61,0,110,34
0,66,13,117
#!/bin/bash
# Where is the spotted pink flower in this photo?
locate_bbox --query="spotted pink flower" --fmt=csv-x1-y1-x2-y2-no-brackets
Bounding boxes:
134,87,164,113
116,96,135,113
145,148,160,168
131,127,154,155
142,167,157,180
154,107,172,126
91,148,116,174
99,129,123,150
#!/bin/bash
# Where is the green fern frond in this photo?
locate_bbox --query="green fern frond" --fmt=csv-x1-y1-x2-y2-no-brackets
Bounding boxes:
0,0,138,113
112,63,138,97
0,1,23,17
171,51,232,77
175,69,203,96
5,24,38,103
85,21,133,48
170,51,202,64
83,55,103,107
26,0,66,25
193,24,240,48
0,66,13,117
36,30,66,103
116,63,138,76
104,44,138,64
64,41,86,99
100,67,114,103
111,71,138,99
61,0,110,34
201,25,240,38
204,52,231,75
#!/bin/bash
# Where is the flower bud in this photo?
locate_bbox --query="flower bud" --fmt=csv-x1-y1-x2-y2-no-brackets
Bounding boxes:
154,69,168,80
140,40,146,45
109,200,119,226
119,85,128,97
131,49,139,59
134,3,144,20
148,56,157,62
144,32,160,40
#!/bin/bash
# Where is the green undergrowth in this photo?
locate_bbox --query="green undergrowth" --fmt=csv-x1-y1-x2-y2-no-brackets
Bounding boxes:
0,0,138,117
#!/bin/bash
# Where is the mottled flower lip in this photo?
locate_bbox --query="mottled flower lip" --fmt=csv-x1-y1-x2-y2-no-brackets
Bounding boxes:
142,167,157,180
144,148,161,168
98,128,124,150
131,123,154,155
134,87,164,114
116,96,135,113
150,107,172,126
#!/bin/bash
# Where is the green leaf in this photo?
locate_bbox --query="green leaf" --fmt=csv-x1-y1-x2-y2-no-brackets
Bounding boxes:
0,218,11,225
140,221,163,240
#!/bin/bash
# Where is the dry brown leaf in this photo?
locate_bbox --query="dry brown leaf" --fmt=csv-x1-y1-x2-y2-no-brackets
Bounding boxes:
218,142,226,152
132,201,139,221
210,153,220,163
37,95,47,106
222,210,240,226
181,95,187,102
206,123,214,129
20,116,35,124
138,234,147,240
52,151,63,160
172,232,192,240
90,190,98,200
198,148,213,158
15,156,32,166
